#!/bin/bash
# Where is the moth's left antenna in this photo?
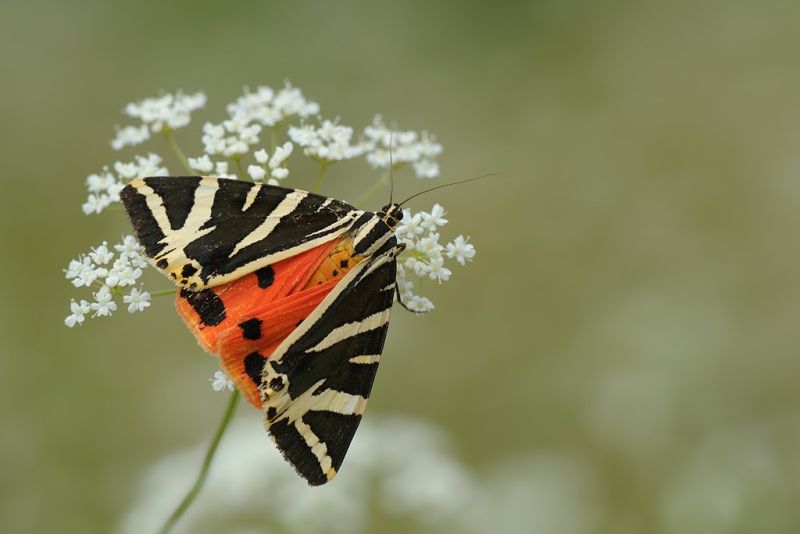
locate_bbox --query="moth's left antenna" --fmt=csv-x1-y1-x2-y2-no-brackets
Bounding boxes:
388,131,395,206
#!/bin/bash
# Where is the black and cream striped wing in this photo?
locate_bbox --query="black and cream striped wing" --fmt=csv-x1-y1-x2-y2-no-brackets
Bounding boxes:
120,176,365,289
256,241,401,485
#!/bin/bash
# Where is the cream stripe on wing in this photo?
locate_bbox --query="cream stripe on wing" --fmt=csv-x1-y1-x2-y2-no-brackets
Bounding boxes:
294,418,334,478
349,355,381,364
307,310,391,353
229,190,308,256
242,182,261,211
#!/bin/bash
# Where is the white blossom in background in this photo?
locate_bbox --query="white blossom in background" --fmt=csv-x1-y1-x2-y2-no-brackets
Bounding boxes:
227,82,320,126
63,236,150,326
288,119,368,163
112,91,206,150
394,204,474,312
82,154,168,215
363,115,443,178
119,414,595,534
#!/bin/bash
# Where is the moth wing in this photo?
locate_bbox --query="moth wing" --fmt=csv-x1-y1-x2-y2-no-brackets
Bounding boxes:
259,243,401,485
120,176,362,289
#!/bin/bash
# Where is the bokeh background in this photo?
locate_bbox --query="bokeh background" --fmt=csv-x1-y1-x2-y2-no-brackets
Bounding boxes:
2,1,800,532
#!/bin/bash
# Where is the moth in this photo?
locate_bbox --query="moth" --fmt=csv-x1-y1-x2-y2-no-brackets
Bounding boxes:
121,176,406,485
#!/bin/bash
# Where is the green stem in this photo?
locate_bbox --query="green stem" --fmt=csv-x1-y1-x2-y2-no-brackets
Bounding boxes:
149,288,178,298
233,157,246,179
163,129,194,175
312,162,329,191
158,390,240,534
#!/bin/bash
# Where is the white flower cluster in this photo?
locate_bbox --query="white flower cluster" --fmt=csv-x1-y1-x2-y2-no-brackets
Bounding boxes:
82,154,167,215
394,204,476,313
226,82,320,126
64,236,151,327
200,118,262,159
364,115,443,178
288,119,368,163
69,82,476,331
111,91,206,150
247,143,294,184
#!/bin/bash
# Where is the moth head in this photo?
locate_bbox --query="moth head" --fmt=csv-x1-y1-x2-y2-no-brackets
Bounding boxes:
378,203,404,229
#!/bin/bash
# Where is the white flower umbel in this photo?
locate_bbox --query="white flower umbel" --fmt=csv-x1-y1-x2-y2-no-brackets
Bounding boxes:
246,142,294,184
64,236,151,326
226,82,320,126
201,119,262,158
363,115,443,179
82,154,168,215
394,204,475,313
289,118,369,163
112,91,206,151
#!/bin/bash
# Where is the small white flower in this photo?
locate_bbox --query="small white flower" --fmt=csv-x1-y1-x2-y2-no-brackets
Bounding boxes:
226,82,319,127
271,168,289,180
254,148,269,164
90,285,117,317
86,172,116,193
209,370,235,392
188,155,214,173
289,119,367,163
111,124,151,151
64,299,91,327
269,142,293,169
82,194,111,215
247,165,266,181
123,91,206,133
89,243,114,265
446,235,476,265
363,115,442,178
123,287,151,313
427,256,451,283
420,204,448,232
68,256,100,287
405,294,435,313
114,235,142,258
202,119,262,158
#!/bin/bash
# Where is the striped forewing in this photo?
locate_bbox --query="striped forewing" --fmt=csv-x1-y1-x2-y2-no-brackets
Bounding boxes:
258,241,401,485
120,176,367,289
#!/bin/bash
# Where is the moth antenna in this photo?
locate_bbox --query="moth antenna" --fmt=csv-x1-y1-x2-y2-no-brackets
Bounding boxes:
398,173,496,207
388,131,395,206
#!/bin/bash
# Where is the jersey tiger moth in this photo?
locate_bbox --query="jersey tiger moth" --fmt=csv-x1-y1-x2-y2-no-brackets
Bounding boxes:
121,176,406,485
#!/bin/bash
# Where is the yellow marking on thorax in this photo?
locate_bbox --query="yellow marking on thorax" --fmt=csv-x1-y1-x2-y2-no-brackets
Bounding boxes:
304,238,364,289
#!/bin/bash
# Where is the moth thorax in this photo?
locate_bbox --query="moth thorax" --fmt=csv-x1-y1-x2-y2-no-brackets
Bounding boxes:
303,238,364,289
378,203,404,229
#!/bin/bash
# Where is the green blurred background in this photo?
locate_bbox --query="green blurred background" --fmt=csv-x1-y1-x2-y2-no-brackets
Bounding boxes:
3,0,800,532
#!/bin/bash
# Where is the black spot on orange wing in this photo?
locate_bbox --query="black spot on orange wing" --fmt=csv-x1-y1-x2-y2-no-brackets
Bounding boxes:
180,288,226,326
244,352,266,385
332,270,339,277
239,318,263,340
339,259,349,269
255,266,275,289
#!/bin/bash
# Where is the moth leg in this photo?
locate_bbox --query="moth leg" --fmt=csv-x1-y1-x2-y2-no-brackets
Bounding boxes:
395,284,428,315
